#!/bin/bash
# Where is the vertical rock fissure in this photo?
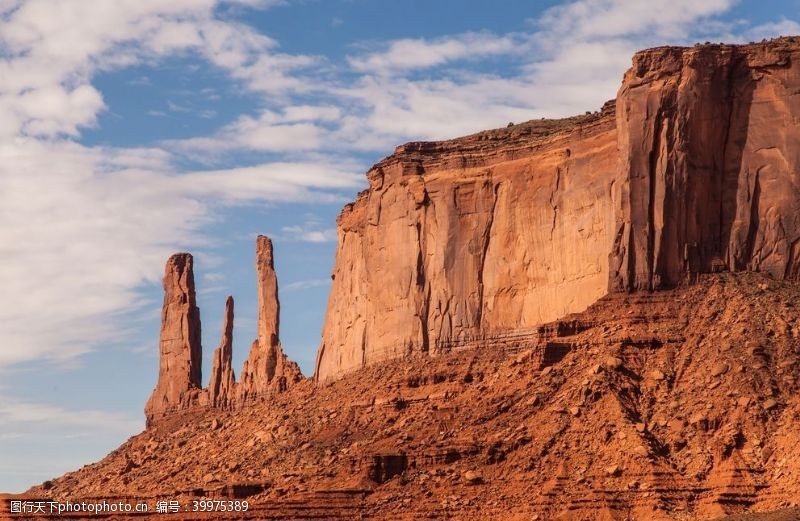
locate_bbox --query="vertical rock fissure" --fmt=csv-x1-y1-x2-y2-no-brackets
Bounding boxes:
718,52,739,263
745,169,762,270
477,182,499,331
647,109,664,290
549,168,561,240
415,220,430,353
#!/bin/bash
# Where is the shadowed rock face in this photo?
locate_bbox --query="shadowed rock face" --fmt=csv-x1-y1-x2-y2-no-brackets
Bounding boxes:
144,253,203,424
610,43,800,290
316,39,800,383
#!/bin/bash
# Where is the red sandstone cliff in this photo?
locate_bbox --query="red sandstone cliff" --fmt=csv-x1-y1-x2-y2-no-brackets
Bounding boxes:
315,108,618,382
611,41,800,290
315,38,800,383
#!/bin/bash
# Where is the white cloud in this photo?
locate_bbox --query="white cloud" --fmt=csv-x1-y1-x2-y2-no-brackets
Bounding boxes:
281,223,338,243
348,32,521,73
743,19,800,42
0,0,316,140
334,75,538,144
334,0,799,146
169,105,343,154
0,394,141,434
283,278,331,291
222,0,287,8
534,0,735,42
181,163,362,202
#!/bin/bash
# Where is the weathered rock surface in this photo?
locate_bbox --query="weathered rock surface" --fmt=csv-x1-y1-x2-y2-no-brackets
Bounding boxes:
238,235,302,401
315,107,618,382
610,41,800,291
208,296,236,408
146,236,302,425
144,253,203,425
316,38,800,383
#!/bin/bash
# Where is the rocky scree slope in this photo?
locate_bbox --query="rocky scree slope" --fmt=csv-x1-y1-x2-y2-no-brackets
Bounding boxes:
25,273,800,520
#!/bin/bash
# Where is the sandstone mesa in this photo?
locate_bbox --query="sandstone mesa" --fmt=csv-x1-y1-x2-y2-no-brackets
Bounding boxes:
12,38,800,520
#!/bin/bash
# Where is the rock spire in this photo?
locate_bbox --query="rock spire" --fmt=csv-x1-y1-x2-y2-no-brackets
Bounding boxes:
238,235,302,400
208,296,236,408
144,253,203,425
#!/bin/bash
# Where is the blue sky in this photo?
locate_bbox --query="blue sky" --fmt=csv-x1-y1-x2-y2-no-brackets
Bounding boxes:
1,0,799,493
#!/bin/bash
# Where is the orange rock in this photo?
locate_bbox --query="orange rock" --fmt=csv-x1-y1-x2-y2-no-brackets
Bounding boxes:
144,253,203,426
315,108,618,383
316,40,800,383
208,296,236,408
238,236,302,400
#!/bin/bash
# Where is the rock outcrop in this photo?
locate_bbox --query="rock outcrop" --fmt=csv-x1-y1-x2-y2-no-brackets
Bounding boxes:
208,296,236,408
315,106,619,382
145,236,302,425
144,253,203,425
238,236,302,401
315,38,800,383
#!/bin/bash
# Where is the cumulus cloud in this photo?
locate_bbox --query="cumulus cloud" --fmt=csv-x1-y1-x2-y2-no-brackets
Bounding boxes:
0,0,315,141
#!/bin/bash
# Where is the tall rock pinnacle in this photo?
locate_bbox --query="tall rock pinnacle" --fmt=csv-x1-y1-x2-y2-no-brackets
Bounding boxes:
144,253,203,425
238,236,302,400
208,296,235,408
